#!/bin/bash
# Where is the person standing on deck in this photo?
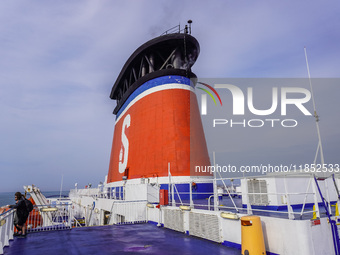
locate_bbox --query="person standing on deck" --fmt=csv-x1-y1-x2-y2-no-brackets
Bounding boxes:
8,192,29,237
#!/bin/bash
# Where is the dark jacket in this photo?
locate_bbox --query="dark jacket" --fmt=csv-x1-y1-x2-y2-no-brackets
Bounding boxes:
9,197,29,220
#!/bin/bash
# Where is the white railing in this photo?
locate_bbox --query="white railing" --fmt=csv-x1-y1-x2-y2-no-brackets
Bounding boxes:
0,209,14,255
69,188,100,198
69,187,124,200
109,201,147,225
69,174,339,221
163,175,339,221
26,204,73,233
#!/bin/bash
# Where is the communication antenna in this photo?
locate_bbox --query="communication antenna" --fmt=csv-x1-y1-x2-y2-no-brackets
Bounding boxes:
187,20,192,34
59,174,64,202
304,47,325,167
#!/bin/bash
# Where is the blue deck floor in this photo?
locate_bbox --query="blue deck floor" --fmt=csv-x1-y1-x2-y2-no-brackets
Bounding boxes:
3,223,239,255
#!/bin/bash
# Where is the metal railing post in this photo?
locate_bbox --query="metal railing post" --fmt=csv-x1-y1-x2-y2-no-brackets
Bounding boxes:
171,183,175,207
243,178,252,215
312,176,321,218
189,182,193,207
283,176,295,220
213,176,218,211
300,177,312,218
324,178,332,214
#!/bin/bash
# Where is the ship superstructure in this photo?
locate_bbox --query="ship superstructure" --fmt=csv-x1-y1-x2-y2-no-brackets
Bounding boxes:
2,24,340,255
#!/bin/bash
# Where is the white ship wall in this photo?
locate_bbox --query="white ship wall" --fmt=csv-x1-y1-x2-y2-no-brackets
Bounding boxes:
145,206,334,255
241,175,339,207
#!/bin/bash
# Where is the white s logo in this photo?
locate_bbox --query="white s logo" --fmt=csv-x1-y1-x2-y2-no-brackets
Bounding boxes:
119,114,131,174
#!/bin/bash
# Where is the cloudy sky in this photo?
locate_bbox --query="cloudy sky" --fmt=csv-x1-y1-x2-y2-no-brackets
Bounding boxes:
0,0,339,192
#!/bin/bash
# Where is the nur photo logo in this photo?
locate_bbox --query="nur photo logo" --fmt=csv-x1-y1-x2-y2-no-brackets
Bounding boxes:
196,79,313,128
197,82,223,115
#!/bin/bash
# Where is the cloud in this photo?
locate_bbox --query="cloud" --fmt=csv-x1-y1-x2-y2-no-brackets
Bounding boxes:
0,0,339,193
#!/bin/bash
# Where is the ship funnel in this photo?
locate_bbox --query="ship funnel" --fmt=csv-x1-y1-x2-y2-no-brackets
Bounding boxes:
107,32,211,183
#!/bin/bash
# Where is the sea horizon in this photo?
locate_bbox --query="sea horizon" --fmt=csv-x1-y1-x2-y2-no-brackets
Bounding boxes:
0,190,69,207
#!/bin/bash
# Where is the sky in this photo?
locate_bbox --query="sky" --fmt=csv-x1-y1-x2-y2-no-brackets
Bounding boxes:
0,0,339,192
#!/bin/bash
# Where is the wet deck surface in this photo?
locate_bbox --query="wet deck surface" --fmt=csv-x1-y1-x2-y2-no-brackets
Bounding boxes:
4,223,239,255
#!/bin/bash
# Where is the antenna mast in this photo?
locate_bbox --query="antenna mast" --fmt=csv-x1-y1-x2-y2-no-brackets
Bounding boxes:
304,47,325,167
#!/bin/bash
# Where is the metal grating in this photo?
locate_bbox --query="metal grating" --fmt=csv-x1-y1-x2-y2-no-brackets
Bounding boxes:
189,212,220,242
248,179,269,205
163,209,184,233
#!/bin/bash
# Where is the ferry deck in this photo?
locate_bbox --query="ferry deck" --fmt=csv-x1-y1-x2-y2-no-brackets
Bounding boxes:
3,223,239,255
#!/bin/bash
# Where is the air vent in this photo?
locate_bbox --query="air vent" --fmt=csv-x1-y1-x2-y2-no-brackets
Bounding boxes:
189,212,220,242
163,208,184,232
248,179,268,205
